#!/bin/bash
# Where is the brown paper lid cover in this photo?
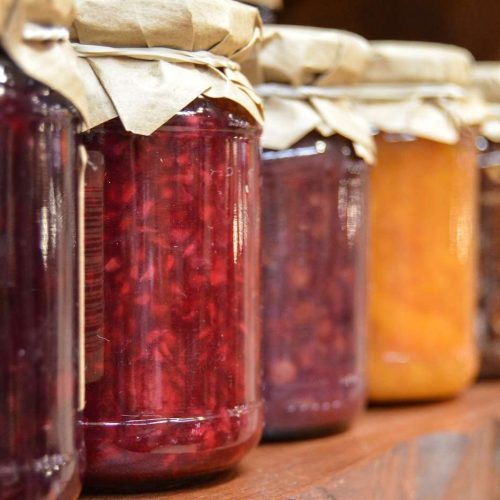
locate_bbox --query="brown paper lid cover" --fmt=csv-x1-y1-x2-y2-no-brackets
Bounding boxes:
363,41,473,85
73,0,263,133
260,24,371,86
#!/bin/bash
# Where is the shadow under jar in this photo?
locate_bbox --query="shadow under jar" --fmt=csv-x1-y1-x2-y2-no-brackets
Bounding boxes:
262,133,368,439
82,97,262,490
0,53,83,499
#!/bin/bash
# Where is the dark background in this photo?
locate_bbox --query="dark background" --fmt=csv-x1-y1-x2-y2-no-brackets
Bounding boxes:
277,0,500,61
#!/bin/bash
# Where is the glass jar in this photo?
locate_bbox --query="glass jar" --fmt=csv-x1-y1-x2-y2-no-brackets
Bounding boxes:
82,97,262,490
241,2,276,23
477,136,500,377
369,131,479,401
262,132,368,438
0,53,83,498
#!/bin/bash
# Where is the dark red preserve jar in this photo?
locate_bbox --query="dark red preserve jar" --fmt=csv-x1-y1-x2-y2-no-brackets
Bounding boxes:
473,62,500,378
257,25,372,438
262,133,368,438
82,96,262,489
477,136,500,377
0,51,83,499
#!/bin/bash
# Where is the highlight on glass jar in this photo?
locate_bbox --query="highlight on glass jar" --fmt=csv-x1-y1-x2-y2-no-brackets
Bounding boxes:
72,0,264,491
0,0,87,498
358,42,480,402
255,25,374,439
473,62,500,378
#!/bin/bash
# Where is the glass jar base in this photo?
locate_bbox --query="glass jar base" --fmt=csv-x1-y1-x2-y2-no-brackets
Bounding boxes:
84,467,240,494
480,339,500,378
82,403,262,492
0,453,81,500
83,435,258,493
263,419,353,442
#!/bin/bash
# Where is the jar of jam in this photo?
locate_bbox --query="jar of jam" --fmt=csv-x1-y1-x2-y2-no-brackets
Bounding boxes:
359,42,479,401
256,25,374,438
73,0,264,490
473,62,500,378
0,1,86,498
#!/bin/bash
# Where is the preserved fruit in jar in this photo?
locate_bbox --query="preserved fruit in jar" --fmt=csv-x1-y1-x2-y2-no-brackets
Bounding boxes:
363,42,479,401
262,133,368,437
82,97,262,489
0,52,83,500
369,132,478,400
473,62,500,378
478,139,500,377
74,1,264,488
256,25,373,438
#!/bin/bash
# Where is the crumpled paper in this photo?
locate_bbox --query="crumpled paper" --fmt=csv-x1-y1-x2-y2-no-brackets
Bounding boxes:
72,0,264,134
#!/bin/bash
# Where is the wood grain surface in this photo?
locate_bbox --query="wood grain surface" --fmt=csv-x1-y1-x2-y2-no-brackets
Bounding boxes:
84,381,500,500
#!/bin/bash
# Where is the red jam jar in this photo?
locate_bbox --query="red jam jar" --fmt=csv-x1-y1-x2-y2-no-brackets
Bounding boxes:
0,46,83,500
82,96,262,489
257,26,372,438
74,1,263,487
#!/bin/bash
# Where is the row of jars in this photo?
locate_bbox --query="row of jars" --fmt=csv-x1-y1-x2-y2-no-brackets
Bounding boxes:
2,0,500,497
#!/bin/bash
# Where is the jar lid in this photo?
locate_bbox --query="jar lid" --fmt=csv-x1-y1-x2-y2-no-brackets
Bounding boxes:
24,0,75,27
74,0,260,59
473,62,500,102
260,25,371,86
255,26,374,162
73,0,263,134
0,0,87,118
362,41,473,86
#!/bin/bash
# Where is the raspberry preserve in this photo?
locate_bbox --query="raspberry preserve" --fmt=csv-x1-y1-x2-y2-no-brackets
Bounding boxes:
262,133,368,439
82,97,262,490
0,53,83,498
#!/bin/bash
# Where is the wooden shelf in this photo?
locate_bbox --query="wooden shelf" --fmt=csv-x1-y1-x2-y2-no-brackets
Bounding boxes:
84,381,500,499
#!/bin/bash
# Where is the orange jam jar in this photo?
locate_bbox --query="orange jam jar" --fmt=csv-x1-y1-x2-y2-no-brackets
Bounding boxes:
359,42,480,401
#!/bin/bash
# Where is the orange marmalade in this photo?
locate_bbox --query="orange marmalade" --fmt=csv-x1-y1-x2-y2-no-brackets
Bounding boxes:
368,131,479,401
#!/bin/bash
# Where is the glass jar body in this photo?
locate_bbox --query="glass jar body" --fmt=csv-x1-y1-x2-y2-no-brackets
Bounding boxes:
0,55,83,499
262,133,368,439
240,2,277,23
82,98,262,490
368,131,479,402
478,137,500,378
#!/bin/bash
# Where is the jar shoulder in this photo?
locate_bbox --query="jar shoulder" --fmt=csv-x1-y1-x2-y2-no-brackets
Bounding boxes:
0,54,78,121
93,97,261,135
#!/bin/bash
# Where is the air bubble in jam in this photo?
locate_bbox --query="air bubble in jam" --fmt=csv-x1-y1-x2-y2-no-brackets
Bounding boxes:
82,97,262,490
261,133,368,439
